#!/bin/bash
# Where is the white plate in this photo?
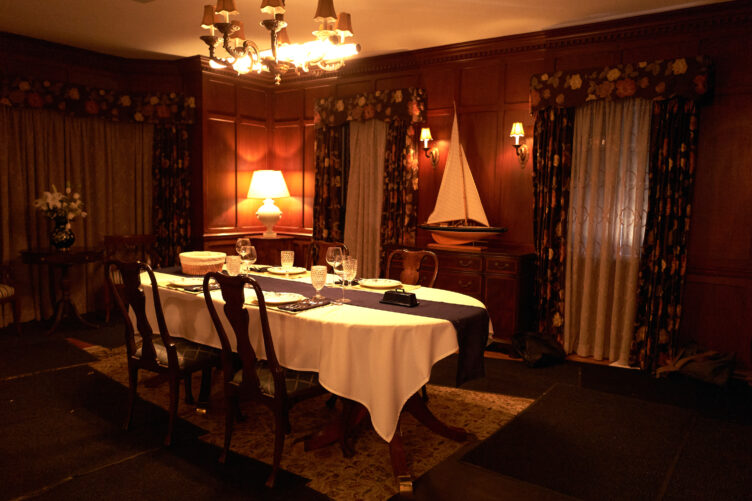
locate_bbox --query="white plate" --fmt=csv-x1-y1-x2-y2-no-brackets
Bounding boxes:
247,291,306,306
167,277,205,287
359,278,402,289
267,266,307,275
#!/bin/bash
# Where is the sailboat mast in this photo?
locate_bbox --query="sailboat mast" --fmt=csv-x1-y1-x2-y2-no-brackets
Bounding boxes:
459,144,469,225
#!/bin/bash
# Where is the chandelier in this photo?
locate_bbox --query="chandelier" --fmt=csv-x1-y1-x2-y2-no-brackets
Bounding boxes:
200,0,360,85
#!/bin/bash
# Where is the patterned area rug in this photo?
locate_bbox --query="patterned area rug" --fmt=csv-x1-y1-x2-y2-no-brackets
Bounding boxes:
89,346,532,500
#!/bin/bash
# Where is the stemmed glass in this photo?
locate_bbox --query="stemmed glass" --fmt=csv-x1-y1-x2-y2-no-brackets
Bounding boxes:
280,250,295,277
310,265,327,300
340,256,357,303
235,238,251,273
245,245,257,272
326,247,343,304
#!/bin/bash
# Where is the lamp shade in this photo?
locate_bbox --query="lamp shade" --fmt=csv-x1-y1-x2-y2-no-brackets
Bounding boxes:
247,170,290,199
215,0,238,15
419,127,433,143
335,12,353,37
260,0,286,15
201,5,216,28
314,0,337,22
230,20,245,39
276,27,290,45
509,122,525,138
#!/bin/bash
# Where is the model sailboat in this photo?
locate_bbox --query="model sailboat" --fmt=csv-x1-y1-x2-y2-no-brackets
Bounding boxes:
420,107,506,246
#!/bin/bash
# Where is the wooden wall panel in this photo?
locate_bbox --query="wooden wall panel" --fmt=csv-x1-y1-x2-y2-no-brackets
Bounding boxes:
458,111,499,225
204,116,237,230
237,85,267,120
274,89,304,121
303,124,315,230
375,74,420,90
499,109,535,247
504,58,546,104
272,124,305,230
460,63,503,107
421,66,457,110
336,80,373,97
204,78,236,115
237,121,268,229
305,85,335,119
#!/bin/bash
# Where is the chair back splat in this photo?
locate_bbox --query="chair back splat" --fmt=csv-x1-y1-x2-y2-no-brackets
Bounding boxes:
386,249,439,288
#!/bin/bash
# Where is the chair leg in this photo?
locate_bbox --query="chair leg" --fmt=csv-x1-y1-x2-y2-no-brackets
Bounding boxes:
12,298,22,335
104,280,111,323
219,395,237,464
125,365,138,431
266,411,286,488
198,367,212,405
165,374,179,446
184,374,195,405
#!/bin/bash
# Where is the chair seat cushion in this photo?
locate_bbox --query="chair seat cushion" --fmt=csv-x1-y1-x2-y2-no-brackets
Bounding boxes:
233,365,319,397
135,335,219,371
0,284,14,299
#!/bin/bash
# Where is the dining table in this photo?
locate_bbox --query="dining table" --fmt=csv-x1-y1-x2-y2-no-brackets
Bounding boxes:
137,265,491,492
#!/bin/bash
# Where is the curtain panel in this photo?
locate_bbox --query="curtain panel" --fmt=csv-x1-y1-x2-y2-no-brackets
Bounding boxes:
313,124,350,242
380,119,419,275
630,98,699,372
532,107,575,343
152,125,192,267
529,56,711,114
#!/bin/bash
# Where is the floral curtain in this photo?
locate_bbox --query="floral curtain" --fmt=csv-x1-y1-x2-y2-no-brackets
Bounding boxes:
629,98,698,372
152,124,192,267
312,124,349,242
529,56,711,113
532,107,575,343
379,118,419,275
314,88,426,128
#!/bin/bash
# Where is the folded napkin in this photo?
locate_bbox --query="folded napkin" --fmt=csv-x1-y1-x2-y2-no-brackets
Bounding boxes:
276,297,331,313
167,283,220,293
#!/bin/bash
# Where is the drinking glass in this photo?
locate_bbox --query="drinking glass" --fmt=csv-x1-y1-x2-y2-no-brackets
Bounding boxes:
280,250,295,276
235,237,251,272
310,265,327,299
226,255,241,276
325,247,343,274
340,256,357,303
246,245,257,266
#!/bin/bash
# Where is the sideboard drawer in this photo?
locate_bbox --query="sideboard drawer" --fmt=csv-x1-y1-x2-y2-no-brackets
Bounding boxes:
438,253,482,272
435,273,482,299
486,256,518,274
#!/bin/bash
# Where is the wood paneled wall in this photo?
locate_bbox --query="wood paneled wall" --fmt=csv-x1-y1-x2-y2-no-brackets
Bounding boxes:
199,1,752,366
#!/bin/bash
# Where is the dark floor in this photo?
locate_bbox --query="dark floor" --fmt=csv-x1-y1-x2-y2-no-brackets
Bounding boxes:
1,316,750,501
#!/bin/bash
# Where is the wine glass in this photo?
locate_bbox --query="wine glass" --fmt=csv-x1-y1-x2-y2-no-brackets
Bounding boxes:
280,250,295,277
325,247,342,274
235,237,251,272
246,245,257,268
310,265,327,300
340,256,357,303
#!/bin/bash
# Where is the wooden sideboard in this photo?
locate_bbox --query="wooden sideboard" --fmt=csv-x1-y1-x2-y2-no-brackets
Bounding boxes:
385,246,536,341
203,234,295,267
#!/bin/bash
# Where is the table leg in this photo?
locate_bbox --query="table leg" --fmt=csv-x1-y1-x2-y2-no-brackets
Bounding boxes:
389,424,414,496
403,392,473,442
45,263,99,335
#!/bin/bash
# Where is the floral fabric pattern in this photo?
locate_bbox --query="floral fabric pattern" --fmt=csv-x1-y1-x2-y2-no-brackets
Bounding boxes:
312,124,349,242
529,56,711,113
314,88,426,128
152,125,192,266
532,107,575,343
379,119,419,275
630,98,698,372
1,75,196,125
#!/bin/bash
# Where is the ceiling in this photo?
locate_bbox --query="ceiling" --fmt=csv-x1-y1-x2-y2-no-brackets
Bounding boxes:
0,0,726,62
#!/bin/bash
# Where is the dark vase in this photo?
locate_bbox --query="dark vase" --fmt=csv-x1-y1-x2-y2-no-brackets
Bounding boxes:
50,215,75,250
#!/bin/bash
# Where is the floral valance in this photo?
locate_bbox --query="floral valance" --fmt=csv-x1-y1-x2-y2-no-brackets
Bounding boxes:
314,87,426,128
529,56,712,113
0,74,196,125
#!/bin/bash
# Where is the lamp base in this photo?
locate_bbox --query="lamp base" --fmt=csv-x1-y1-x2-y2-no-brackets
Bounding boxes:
256,198,282,239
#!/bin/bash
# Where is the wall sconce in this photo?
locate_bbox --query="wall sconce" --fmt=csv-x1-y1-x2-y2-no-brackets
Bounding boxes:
419,127,439,167
247,169,290,238
510,122,529,168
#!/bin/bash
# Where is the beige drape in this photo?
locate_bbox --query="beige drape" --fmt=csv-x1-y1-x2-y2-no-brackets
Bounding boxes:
344,119,387,279
0,107,153,326
564,98,651,364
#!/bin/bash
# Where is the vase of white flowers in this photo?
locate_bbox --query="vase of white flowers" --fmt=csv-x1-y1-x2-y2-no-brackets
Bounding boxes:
34,185,87,250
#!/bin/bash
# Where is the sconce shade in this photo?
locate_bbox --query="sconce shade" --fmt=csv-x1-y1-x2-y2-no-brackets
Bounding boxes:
276,27,290,45
260,0,286,15
201,5,216,28
230,20,245,39
510,122,525,137
314,0,337,22
335,12,353,37
215,0,238,15
247,170,290,199
420,127,433,143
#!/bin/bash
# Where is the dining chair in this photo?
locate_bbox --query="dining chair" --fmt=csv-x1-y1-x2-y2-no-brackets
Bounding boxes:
0,264,22,335
105,259,219,446
306,239,349,269
103,234,160,322
386,249,439,288
203,272,326,487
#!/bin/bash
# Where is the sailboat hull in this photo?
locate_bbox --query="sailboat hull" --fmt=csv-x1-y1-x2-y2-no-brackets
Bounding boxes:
419,224,507,245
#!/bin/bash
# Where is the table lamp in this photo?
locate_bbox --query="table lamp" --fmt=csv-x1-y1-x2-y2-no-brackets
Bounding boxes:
247,170,290,237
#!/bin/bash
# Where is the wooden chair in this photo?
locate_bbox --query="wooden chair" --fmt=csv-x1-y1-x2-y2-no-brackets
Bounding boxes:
103,234,160,322
305,239,349,270
105,259,220,446
386,249,439,288
0,265,22,335
203,272,326,487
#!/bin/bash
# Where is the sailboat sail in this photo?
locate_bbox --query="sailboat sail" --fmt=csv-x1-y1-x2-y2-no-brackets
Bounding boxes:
426,108,489,227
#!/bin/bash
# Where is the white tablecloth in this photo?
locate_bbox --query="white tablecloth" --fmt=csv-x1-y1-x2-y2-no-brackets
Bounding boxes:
140,271,489,442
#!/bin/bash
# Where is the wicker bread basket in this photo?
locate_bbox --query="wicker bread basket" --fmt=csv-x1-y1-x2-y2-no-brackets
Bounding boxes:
179,251,226,275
